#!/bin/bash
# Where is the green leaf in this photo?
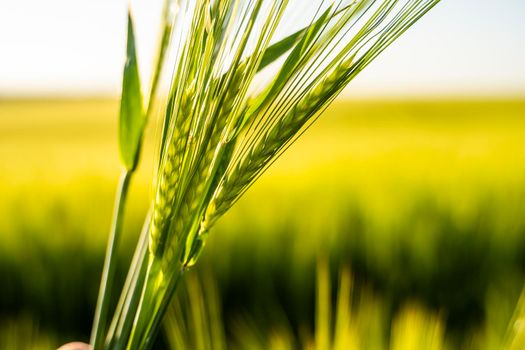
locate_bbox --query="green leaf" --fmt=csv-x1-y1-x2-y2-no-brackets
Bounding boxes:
119,12,145,171
257,28,305,72
256,4,351,73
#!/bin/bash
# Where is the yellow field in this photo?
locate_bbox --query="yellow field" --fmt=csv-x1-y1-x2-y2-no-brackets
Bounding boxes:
2,99,525,242
1,98,525,347
2,99,525,194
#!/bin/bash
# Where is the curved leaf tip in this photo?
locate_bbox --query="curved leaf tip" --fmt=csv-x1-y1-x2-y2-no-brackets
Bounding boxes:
119,11,145,171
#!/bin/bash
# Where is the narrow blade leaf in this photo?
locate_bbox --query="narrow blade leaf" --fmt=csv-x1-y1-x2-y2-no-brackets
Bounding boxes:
256,4,351,73
119,12,145,171
257,28,304,72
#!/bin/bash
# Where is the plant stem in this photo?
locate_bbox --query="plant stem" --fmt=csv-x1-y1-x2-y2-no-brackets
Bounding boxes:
91,170,132,350
125,259,185,350
106,213,150,349
141,267,184,350
112,251,149,350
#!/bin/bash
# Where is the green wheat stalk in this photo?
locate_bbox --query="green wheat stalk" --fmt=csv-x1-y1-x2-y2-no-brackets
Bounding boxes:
91,1,442,349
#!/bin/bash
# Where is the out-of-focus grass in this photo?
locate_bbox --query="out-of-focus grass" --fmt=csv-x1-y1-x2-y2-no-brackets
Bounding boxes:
0,99,524,346
164,262,525,350
0,315,55,350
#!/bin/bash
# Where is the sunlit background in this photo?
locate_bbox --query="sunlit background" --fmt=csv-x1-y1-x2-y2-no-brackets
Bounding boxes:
1,0,524,97
1,0,525,349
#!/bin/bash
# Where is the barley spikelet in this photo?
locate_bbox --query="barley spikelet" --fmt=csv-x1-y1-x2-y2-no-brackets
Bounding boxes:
162,64,247,268
202,59,352,231
149,87,194,258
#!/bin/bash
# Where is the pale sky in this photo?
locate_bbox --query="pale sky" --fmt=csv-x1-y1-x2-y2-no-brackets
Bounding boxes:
0,0,524,98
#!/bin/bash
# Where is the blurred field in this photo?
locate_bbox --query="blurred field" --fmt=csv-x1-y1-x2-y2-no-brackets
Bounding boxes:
1,98,525,348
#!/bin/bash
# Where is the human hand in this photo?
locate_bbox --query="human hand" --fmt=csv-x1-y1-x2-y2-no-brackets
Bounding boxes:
57,342,91,350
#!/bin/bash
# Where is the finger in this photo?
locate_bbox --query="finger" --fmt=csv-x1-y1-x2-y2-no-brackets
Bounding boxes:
57,342,92,350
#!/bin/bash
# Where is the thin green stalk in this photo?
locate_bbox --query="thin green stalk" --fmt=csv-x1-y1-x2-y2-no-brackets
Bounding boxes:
111,236,150,350
92,3,174,348
105,213,150,349
91,170,132,349
126,259,185,350
141,267,185,350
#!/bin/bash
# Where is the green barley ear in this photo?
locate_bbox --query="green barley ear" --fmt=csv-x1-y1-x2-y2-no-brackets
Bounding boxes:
200,0,441,235
116,1,443,348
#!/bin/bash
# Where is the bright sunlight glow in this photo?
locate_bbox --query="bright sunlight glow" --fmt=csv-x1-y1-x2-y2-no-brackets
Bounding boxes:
0,0,524,98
